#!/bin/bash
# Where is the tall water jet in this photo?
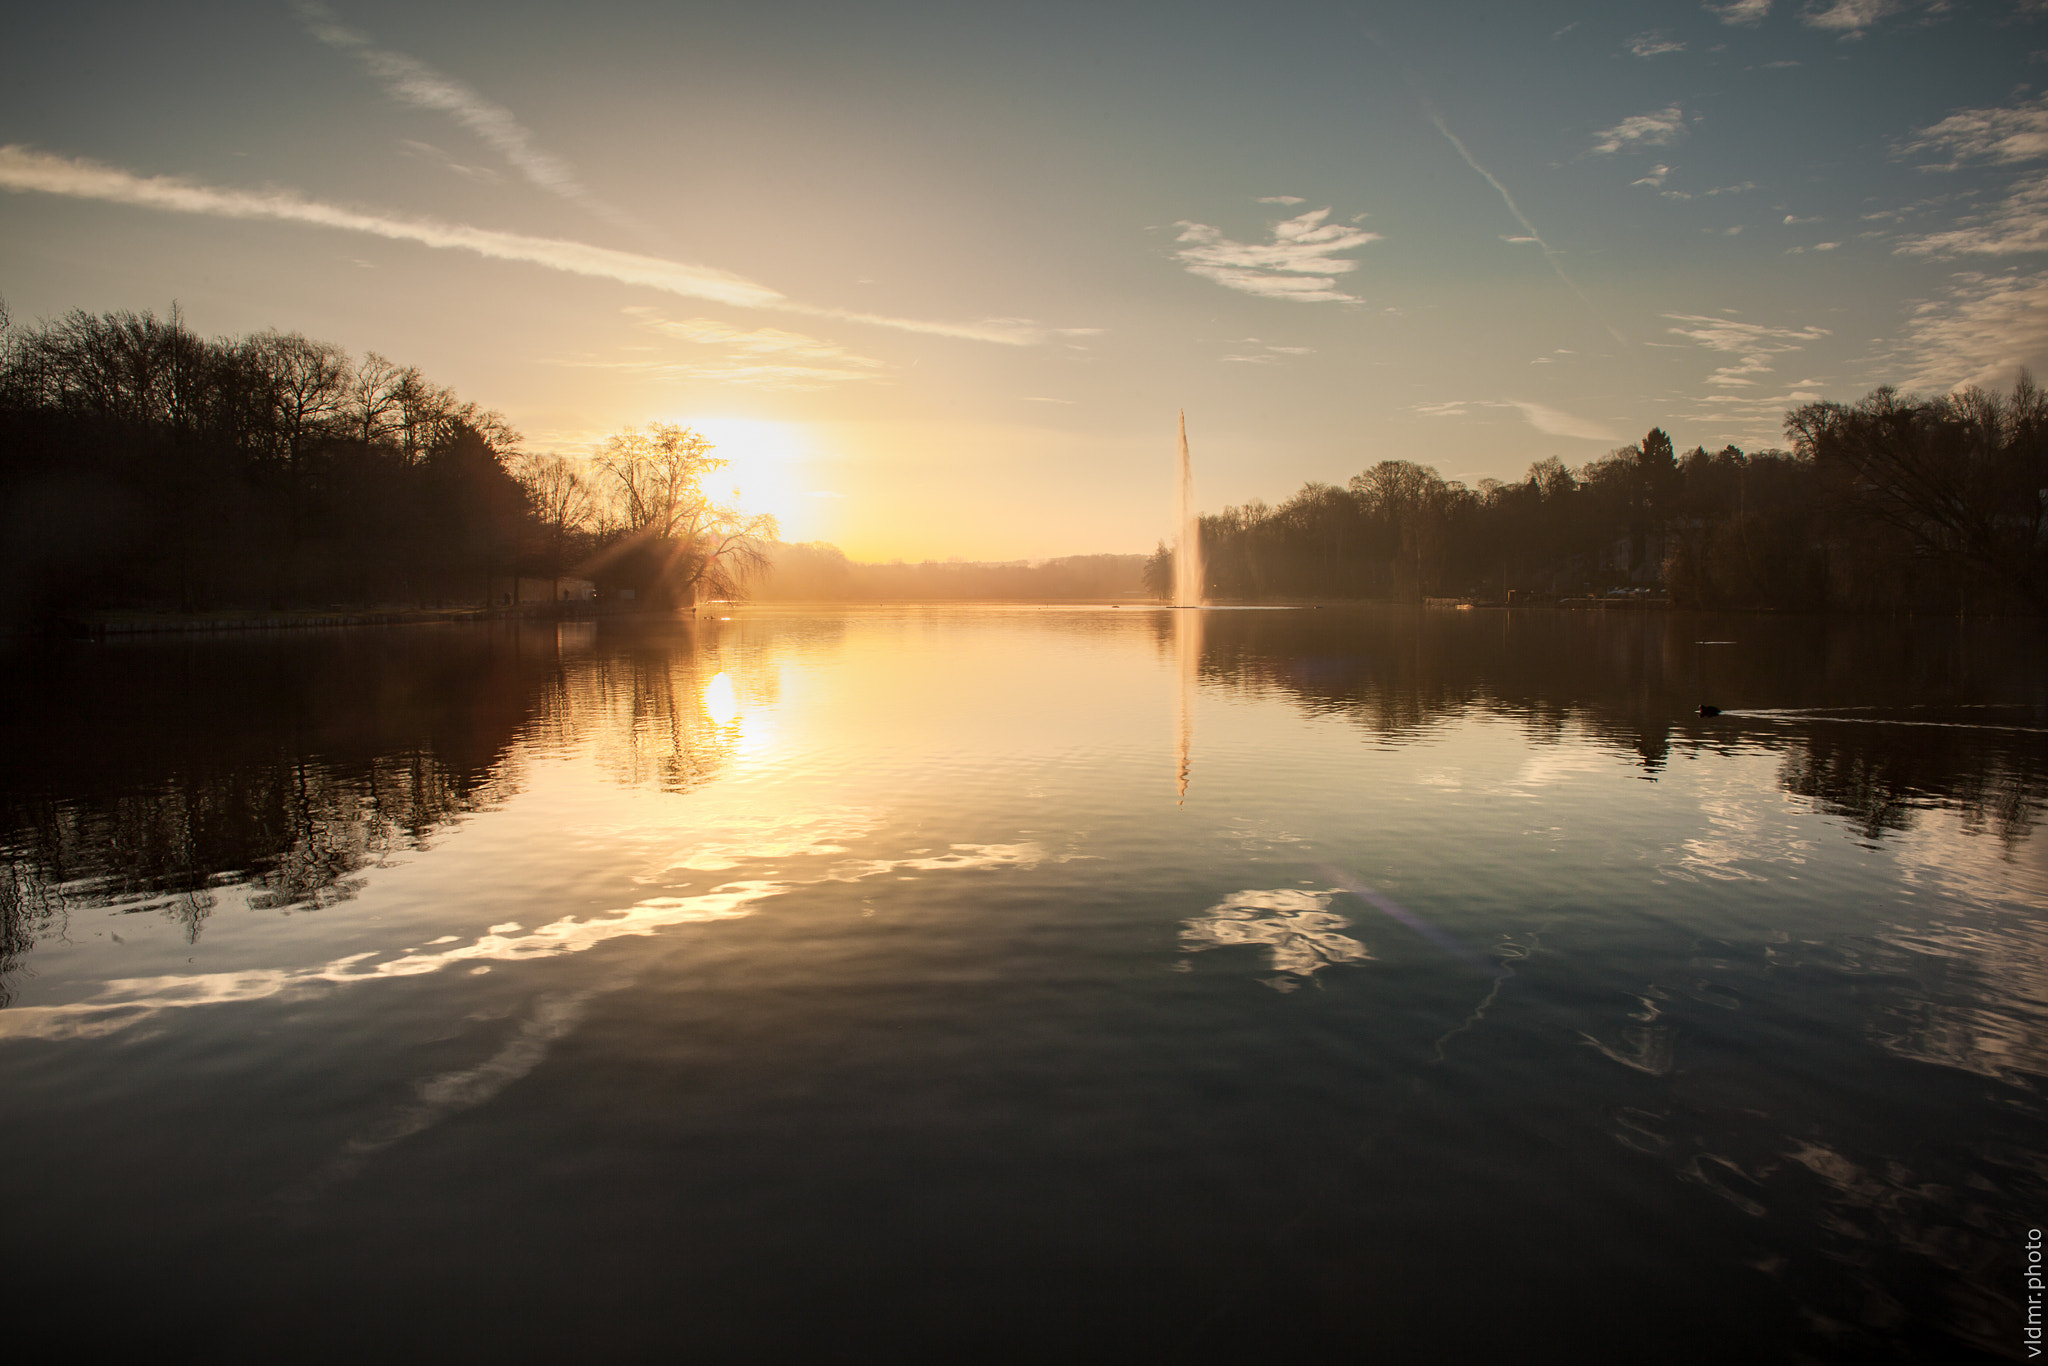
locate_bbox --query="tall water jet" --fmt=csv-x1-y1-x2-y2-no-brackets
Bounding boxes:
1174,410,1203,608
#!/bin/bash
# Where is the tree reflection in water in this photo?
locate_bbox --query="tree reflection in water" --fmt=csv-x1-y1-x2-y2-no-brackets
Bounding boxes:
0,618,773,999
3,607,2040,1011
1167,605,2046,852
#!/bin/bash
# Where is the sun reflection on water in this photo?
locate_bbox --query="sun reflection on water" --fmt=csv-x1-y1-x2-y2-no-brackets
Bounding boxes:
703,670,739,727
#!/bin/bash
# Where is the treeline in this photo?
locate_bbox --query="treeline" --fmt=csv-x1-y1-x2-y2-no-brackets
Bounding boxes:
0,305,783,630
1150,385,2047,614
0,304,539,627
757,543,1148,601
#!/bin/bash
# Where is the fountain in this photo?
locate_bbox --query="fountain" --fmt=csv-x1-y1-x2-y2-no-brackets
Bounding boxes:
1175,411,1203,608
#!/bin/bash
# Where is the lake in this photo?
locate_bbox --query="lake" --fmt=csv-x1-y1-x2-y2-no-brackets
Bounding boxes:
3,605,2043,1362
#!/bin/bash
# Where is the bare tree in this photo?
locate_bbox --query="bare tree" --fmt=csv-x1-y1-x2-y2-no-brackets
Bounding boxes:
1787,379,2048,613
245,331,350,464
517,452,594,600
348,352,406,449
592,423,778,605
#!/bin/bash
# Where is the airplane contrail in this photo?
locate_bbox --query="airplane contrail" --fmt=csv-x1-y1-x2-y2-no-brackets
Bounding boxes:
1362,30,1626,346
1418,96,1628,346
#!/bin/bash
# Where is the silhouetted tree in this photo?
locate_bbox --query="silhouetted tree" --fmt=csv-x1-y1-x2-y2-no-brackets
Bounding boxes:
587,423,777,606
1787,379,2048,614
518,453,596,600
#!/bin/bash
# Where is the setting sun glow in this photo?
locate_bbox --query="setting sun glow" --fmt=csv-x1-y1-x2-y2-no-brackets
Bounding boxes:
681,417,825,544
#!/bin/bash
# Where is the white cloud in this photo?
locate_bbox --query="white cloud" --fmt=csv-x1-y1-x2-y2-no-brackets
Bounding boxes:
395,139,502,184
1708,0,1773,24
1896,170,2048,256
612,307,887,388
1505,401,1619,440
1171,208,1380,303
1803,0,1900,36
1256,195,1306,205
1664,314,1831,354
1633,164,1672,188
0,145,1045,345
1412,398,1617,439
1901,92,2048,169
1703,356,1774,386
557,312,887,390
1666,313,1829,388
1886,269,2048,389
1591,107,1687,155
1627,32,1688,57
1220,337,1316,364
295,1,645,233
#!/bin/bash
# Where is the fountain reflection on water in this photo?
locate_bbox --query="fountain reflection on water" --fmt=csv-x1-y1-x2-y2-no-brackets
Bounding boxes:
1175,607,1201,802
1173,411,1204,802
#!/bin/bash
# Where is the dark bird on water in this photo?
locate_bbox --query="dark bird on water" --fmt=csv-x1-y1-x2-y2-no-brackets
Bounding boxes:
1696,704,1721,717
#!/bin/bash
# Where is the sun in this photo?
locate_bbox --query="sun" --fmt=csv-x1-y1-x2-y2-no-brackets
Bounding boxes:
676,416,821,541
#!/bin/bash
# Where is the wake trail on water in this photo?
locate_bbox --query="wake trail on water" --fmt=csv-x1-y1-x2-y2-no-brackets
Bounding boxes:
1720,708,2047,735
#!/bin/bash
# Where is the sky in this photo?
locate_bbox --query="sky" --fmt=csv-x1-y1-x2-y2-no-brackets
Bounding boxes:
4,0,2047,560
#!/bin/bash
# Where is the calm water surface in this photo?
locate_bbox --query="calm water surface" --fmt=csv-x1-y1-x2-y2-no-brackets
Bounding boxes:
3,606,2044,1361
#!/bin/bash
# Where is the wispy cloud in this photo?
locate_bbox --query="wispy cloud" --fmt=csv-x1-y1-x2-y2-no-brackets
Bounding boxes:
1171,208,1380,303
1896,171,2048,255
1676,381,1828,435
1900,92,2048,170
396,139,502,184
1891,94,2048,257
1591,107,1687,155
1664,312,1830,388
1707,0,1773,25
584,306,889,389
1885,269,2048,389
1626,32,1688,57
1413,399,1618,440
1663,180,1758,201
1633,164,1672,188
1219,337,1317,364
1255,194,1306,205
1802,0,1902,37
0,146,1045,345
1664,313,1830,352
294,1,645,232
1504,400,1619,441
